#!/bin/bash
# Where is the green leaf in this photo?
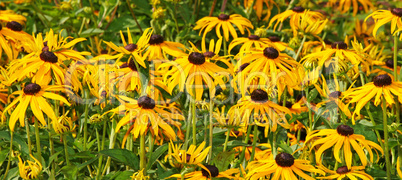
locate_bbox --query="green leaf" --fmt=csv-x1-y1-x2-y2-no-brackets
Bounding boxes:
60,165,78,180
147,144,168,169
80,28,104,37
278,141,293,154
48,151,63,166
307,89,318,102
0,131,29,155
70,151,96,160
211,150,236,171
98,149,139,170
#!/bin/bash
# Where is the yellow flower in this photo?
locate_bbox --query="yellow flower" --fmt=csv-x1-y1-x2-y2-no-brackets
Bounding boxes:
18,154,43,180
167,141,210,167
317,165,374,180
365,8,402,38
342,74,402,123
2,83,71,131
287,121,308,146
52,111,75,134
328,0,374,16
194,14,253,41
213,106,243,128
246,152,325,180
168,165,239,180
269,6,324,31
152,7,166,19
131,169,150,180
111,95,184,140
0,10,26,23
305,125,384,169
243,0,279,21
142,33,186,60
0,21,33,60
293,11,328,38
229,35,273,54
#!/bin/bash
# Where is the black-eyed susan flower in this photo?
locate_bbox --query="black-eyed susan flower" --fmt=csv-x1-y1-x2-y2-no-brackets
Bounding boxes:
0,10,26,23
104,27,152,66
0,21,32,60
269,6,324,31
267,35,293,51
328,0,374,16
168,165,239,180
317,165,374,180
142,33,186,60
246,152,325,180
18,154,42,180
52,111,75,134
228,89,291,136
365,8,402,38
2,83,71,131
167,141,210,167
244,0,279,21
343,74,402,123
194,14,254,41
111,95,184,140
228,35,273,54
293,11,328,38
234,143,273,161
305,124,384,169
158,50,229,101
351,19,376,46
111,61,142,93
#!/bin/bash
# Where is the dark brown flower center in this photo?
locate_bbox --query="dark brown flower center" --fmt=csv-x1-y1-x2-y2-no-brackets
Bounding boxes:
120,63,129,69
263,47,279,59
101,90,107,97
100,49,108,54
328,91,342,99
23,83,41,95
188,52,206,65
203,51,215,58
280,101,293,109
128,60,138,71
0,24,2,31
336,166,350,174
201,165,219,177
373,74,392,87
186,154,191,162
336,125,354,136
391,8,402,17
385,59,394,69
149,34,164,45
331,41,347,49
218,14,230,20
324,40,332,45
124,44,137,52
275,153,295,167
6,21,23,31
238,63,250,72
250,89,268,103
40,51,58,63
292,6,305,13
42,46,49,52
268,36,280,42
248,35,260,40
138,96,156,109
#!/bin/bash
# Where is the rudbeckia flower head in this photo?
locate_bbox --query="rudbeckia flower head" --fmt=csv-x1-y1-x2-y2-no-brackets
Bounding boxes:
317,165,374,180
167,141,211,166
365,8,402,38
18,154,43,180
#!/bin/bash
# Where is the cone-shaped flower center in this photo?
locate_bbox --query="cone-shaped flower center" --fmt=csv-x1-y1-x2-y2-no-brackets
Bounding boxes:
24,83,41,95
218,14,230,21
268,36,280,42
373,74,392,87
100,49,108,54
391,8,402,17
263,47,279,59
331,41,347,49
138,96,155,109
337,125,354,136
201,165,219,177
6,21,23,31
275,153,295,167
238,63,250,72
328,91,342,99
0,24,2,31
292,6,305,13
203,51,215,58
385,59,394,69
149,34,164,45
336,166,350,174
188,52,206,65
40,51,58,63
128,60,138,71
124,44,137,52
250,89,268,103
248,35,260,40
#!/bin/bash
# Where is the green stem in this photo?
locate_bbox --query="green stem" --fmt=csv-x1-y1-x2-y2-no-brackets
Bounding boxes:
294,35,307,61
125,0,143,33
209,0,217,16
140,133,146,172
249,125,258,161
237,125,252,167
282,88,287,106
365,104,384,148
208,100,214,162
173,3,180,33
147,134,154,170
97,120,107,179
3,132,13,180
305,88,313,129
192,98,197,145
223,128,232,152
25,118,32,155
382,97,391,180
184,101,192,150
223,38,228,56
83,89,89,151
34,118,42,162
103,118,117,175
63,134,70,166
272,131,278,158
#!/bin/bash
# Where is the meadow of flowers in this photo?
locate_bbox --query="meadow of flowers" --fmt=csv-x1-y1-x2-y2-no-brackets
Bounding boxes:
1,0,402,179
